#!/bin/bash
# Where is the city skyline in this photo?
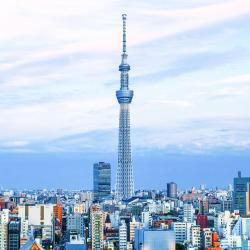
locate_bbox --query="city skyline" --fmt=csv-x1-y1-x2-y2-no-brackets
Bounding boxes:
0,0,250,188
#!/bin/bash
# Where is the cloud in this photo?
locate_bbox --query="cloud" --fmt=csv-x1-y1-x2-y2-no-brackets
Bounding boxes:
1,0,250,153
151,99,193,107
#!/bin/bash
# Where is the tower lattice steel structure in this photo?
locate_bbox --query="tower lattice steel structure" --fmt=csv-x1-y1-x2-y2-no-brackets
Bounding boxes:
115,14,134,200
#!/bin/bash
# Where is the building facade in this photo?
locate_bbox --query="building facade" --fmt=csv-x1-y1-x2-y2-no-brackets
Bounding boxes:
90,206,104,250
233,171,250,216
167,182,177,198
93,162,111,202
8,219,21,250
119,220,127,250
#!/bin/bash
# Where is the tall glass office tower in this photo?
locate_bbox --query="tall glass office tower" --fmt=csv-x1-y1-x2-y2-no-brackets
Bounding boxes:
115,14,134,200
233,171,250,215
93,162,111,202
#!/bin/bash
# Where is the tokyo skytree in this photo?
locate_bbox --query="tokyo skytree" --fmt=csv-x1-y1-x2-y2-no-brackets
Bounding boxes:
115,14,134,200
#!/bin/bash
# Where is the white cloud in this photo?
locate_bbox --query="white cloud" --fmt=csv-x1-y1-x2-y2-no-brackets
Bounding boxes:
1,0,250,152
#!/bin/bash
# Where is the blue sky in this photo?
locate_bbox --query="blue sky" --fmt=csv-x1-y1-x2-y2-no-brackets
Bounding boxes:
0,0,250,189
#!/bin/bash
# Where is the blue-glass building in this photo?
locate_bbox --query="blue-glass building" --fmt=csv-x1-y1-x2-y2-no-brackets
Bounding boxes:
233,171,250,215
8,219,21,250
93,162,111,202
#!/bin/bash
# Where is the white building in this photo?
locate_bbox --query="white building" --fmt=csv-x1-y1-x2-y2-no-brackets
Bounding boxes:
0,209,9,250
18,204,54,226
18,204,54,241
119,220,127,250
184,203,194,223
173,222,192,244
141,211,152,228
190,225,201,248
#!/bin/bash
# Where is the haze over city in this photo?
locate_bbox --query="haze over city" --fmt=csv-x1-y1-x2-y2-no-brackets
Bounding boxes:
1,0,250,189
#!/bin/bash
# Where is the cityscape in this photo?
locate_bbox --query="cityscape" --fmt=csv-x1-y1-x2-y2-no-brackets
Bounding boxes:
1,1,250,250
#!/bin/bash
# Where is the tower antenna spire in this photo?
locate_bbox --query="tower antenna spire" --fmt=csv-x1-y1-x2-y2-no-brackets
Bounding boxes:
122,14,127,53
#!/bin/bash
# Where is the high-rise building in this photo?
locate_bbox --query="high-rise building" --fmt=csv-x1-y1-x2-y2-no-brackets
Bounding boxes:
167,182,177,198
201,228,213,249
115,14,135,200
183,203,194,223
8,219,21,250
246,183,250,215
190,225,201,248
90,205,104,250
233,171,250,215
134,228,175,250
93,162,111,202
53,203,63,228
172,222,192,243
0,209,9,250
119,220,127,250
141,211,152,228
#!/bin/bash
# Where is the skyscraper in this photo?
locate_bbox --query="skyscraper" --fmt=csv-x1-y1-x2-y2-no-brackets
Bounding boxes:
167,182,177,198
233,171,250,215
115,14,134,200
90,205,104,250
93,162,111,202
119,220,127,250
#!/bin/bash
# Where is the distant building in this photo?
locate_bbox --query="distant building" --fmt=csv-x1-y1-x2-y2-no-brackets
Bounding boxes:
93,162,111,202
67,214,85,238
134,228,175,250
0,209,9,250
201,228,212,249
8,219,21,250
233,171,250,215
183,203,194,223
90,205,104,249
190,225,201,248
53,203,63,228
119,220,127,250
18,204,54,226
167,182,177,198
221,198,233,212
172,222,192,243
246,183,250,216
196,214,208,229
65,231,86,250
18,204,54,241
129,218,143,243
141,211,152,228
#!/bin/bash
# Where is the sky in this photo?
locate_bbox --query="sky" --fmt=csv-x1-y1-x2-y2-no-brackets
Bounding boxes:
0,0,250,190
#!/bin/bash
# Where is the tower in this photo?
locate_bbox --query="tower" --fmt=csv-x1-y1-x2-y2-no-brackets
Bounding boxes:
167,182,177,198
115,14,134,200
